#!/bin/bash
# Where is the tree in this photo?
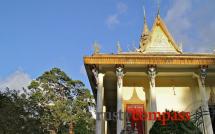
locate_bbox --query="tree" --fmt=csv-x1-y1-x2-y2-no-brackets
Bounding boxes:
0,88,43,134
149,110,202,134
28,68,95,134
0,68,95,134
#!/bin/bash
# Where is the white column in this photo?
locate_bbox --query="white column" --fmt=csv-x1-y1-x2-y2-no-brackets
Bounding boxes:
147,65,157,133
103,106,107,134
197,66,214,134
148,65,157,112
116,67,124,134
92,68,105,134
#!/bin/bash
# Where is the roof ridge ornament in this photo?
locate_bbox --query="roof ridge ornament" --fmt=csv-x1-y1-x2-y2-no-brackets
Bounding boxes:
157,0,160,17
143,6,149,35
116,41,122,54
140,7,182,54
93,41,100,54
138,5,151,53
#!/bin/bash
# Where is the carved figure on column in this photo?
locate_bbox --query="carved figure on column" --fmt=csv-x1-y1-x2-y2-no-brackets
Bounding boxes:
148,65,157,87
200,65,208,86
92,67,99,85
116,66,124,88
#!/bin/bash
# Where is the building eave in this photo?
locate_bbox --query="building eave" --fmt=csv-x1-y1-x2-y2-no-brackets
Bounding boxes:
84,54,215,65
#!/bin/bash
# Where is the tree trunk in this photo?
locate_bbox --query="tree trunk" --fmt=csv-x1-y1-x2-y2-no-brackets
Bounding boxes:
49,130,56,134
69,123,74,134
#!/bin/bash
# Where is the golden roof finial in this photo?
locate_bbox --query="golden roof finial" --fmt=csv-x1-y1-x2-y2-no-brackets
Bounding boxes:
93,41,100,54
143,5,146,21
116,41,122,53
139,5,151,52
142,6,149,35
157,0,160,17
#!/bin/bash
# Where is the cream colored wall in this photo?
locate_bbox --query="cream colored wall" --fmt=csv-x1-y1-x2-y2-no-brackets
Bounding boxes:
206,86,215,101
156,87,194,112
122,87,145,101
155,76,198,112
123,76,150,111
122,87,147,112
155,76,215,113
122,76,214,113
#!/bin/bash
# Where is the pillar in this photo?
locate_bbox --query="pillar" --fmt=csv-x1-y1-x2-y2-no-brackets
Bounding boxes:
147,65,157,133
116,66,124,134
92,68,105,134
103,106,107,134
197,65,214,134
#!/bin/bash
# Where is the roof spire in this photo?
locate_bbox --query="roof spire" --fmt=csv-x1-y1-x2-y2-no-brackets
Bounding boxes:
139,6,150,52
157,0,160,16
116,41,122,53
142,6,149,35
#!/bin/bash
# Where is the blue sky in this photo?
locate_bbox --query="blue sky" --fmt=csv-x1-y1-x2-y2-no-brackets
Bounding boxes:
0,0,215,90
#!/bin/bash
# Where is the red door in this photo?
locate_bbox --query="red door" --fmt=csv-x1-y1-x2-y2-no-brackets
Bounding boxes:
126,104,145,134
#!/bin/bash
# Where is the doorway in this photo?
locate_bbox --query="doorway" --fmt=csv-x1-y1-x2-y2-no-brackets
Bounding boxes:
126,104,145,134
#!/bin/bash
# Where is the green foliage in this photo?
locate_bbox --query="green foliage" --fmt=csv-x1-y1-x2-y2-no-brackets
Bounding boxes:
28,68,95,133
149,110,202,134
0,89,43,134
74,117,95,134
0,68,95,134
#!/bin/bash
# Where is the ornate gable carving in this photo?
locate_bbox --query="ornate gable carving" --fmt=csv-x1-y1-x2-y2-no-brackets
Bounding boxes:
139,15,182,54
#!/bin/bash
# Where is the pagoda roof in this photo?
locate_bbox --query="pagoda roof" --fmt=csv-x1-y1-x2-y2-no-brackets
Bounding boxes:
139,15,182,54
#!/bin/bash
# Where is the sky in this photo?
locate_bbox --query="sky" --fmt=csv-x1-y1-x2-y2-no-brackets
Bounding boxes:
0,0,215,91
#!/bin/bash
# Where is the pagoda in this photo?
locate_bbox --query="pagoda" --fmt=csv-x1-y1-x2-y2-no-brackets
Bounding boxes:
84,8,215,134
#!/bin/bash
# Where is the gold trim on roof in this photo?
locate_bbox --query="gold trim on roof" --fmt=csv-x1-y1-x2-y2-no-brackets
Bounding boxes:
84,54,215,65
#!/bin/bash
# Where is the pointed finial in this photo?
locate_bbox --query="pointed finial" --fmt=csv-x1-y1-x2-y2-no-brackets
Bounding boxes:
93,41,100,54
143,6,146,21
142,5,149,35
179,42,183,52
116,41,122,53
139,4,150,52
157,0,160,16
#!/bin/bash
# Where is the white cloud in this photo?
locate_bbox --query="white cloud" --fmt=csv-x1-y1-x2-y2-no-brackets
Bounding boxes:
164,0,215,53
164,0,192,51
0,70,31,91
106,2,128,28
117,2,128,14
165,0,191,33
107,14,120,28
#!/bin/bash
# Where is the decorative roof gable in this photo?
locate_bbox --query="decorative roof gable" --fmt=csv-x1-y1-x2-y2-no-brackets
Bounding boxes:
139,15,182,54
